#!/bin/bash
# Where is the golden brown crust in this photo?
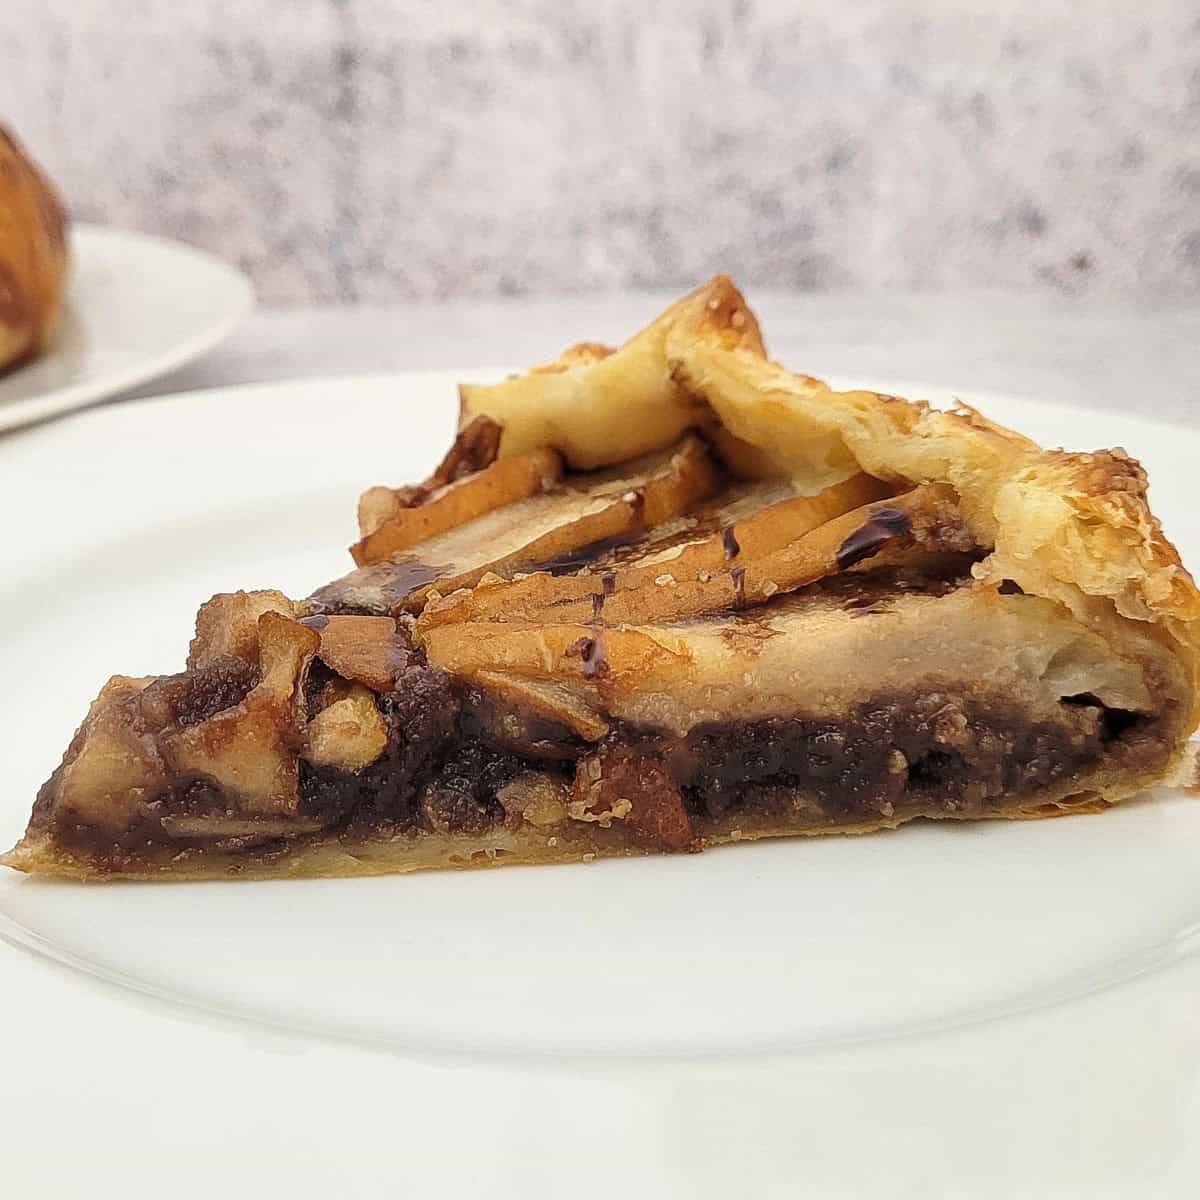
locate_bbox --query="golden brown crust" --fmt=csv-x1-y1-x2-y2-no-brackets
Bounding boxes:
458,275,766,469
0,783,1134,883
674,347,1200,633
0,125,69,373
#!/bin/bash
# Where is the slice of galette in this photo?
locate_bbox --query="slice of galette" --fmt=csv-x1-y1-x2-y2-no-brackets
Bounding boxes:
5,277,1198,880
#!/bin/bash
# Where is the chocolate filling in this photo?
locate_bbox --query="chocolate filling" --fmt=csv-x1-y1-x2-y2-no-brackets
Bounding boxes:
300,661,460,828
677,690,1142,824
305,684,1152,845
168,657,260,727
42,653,1164,871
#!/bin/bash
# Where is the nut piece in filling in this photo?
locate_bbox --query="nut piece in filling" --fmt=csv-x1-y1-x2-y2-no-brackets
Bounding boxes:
3,275,1198,881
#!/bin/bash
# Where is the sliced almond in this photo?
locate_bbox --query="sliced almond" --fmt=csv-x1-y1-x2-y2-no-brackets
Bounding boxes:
312,435,722,615
160,814,328,840
352,446,563,566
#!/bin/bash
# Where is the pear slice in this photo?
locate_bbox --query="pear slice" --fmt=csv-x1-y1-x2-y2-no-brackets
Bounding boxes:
310,434,722,615
420,549,1154,749
418,472,894,631
573,482,966,626
417,483,976,725
356,414,503,538
44,675,167,836
352,445,563,566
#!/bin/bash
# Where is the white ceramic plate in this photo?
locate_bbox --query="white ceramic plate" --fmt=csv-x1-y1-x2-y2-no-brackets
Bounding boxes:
0,224,253,432
1,374,1198,1196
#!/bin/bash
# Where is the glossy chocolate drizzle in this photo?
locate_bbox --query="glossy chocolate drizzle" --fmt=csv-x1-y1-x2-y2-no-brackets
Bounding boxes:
834,507,913,570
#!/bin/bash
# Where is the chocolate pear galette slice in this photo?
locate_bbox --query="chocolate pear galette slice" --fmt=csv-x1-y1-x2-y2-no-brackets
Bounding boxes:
5,277,1199,880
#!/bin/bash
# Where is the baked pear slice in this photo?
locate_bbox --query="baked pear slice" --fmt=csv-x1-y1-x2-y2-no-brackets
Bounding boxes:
355,413,505,539
352,444,563,567
415,473,943,630
311,434,722,615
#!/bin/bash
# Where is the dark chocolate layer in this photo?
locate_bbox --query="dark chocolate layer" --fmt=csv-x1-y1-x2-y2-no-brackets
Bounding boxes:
677,690,1141,823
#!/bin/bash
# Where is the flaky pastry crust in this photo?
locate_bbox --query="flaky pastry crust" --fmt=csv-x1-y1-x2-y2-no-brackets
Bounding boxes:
462,277,1200,731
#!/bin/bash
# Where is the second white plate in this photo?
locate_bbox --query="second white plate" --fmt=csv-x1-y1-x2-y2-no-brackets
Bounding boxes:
0,223,253,432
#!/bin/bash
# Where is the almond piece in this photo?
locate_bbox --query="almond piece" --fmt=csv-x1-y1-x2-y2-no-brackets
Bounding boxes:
304,683,389,772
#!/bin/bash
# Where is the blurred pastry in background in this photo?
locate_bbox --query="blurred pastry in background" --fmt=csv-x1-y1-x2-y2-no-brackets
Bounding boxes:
0,124,69,373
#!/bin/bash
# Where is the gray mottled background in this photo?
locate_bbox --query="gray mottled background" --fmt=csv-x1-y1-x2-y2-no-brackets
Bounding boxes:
2,0,1199,302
